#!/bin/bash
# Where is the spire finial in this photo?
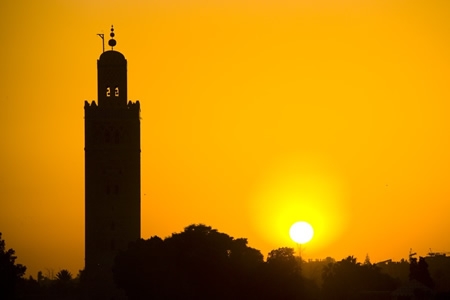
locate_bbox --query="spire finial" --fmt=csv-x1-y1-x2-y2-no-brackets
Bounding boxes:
108,25,117,50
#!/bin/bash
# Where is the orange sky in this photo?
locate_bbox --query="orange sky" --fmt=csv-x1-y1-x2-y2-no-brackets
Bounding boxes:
1,0,450,277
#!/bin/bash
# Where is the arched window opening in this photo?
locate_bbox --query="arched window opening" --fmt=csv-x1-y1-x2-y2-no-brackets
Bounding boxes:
114,87,119,97
106,87,111,97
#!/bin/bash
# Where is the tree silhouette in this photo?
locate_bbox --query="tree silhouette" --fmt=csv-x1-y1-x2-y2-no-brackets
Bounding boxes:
113,224,264,299
113,225,324,300
113,236,167,299
322,256,398,300
52,269,76,298
261,247,309,300
409,256,434,288
55,269,73,282
0,233,26,299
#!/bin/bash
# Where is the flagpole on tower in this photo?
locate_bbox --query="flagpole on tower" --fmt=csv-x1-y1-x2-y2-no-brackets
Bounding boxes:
97,33,105,53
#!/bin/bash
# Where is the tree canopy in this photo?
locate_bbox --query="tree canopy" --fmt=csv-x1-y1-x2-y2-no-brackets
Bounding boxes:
322,256,398,300
0,232,26,299
113,224,315,300
409,256,434,288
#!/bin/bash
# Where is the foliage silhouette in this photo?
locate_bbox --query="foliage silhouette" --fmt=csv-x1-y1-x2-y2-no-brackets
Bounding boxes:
114,224,265,299
114,224,320,300
50,269,76,298
260,247,319,300
322,256,398,300
55,269,73,281
0,232,26,299
17,269,82,299
409,256,434,289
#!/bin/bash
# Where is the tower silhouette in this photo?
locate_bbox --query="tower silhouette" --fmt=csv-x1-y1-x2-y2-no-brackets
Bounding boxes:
84,26,140,298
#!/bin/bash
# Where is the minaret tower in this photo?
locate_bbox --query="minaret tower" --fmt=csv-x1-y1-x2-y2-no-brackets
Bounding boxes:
84,26,140,298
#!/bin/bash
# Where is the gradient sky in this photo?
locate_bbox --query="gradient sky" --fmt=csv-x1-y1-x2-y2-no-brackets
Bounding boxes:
1,0,450,277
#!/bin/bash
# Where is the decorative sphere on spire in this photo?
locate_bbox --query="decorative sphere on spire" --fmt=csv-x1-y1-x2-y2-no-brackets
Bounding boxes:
108,25,117,49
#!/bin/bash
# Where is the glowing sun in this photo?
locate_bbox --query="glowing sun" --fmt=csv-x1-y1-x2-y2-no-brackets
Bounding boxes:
289,221,314,244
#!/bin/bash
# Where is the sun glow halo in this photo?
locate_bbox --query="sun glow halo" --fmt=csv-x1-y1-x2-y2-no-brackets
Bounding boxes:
289,221,314,244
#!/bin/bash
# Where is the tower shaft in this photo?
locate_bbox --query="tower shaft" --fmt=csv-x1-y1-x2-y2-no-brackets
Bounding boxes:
84,40,140,299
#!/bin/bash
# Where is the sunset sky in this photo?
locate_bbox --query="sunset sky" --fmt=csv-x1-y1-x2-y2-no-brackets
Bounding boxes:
2,0,450,277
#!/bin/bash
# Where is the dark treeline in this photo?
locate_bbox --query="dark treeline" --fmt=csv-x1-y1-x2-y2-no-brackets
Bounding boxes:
112,224,317,300
2,226,450,299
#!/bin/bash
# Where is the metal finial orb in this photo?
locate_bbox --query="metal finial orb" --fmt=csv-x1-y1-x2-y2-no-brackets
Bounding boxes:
109,25,116,49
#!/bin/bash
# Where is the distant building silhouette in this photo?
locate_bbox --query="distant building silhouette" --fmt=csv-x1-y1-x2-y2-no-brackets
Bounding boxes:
84,26,140,299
